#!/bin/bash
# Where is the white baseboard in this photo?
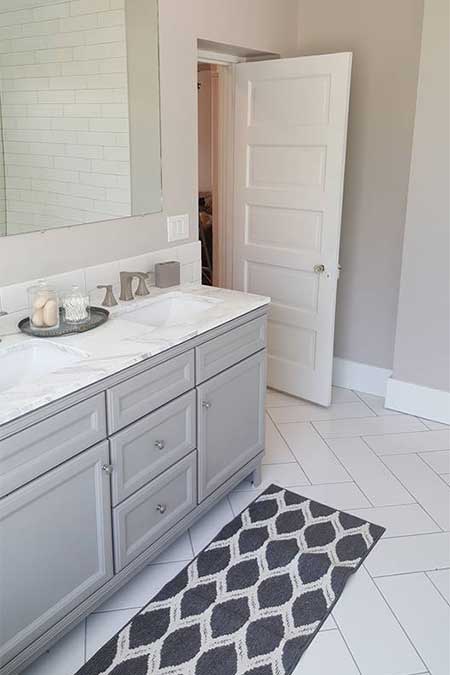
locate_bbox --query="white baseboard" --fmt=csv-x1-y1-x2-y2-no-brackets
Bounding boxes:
333,357,392,397
385,378,450,424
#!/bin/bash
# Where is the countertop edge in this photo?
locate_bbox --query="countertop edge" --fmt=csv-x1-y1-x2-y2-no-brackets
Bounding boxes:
0,301,269,440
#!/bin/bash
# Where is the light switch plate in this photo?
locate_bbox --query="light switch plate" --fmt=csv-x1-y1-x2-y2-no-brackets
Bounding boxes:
167,214,189,242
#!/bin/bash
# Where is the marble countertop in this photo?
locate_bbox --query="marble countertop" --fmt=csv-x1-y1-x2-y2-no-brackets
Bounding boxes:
0,285,269,428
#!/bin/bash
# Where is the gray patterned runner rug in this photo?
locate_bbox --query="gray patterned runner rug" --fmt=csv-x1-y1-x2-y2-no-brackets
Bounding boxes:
77,484,385,675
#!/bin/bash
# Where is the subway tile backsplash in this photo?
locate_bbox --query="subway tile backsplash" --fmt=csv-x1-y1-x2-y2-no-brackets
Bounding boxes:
0,0,131,235
0,241,201,316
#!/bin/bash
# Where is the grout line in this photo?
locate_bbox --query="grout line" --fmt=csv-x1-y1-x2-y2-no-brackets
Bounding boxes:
371,565,450,580
425,570,450,607
308,425,376,507
187,526,196,558
332,621,363,675
83,618,87,664
269,411,379,425
332,425,435,439
226,494,235,518
373,576,431,673
416,452,450,487
364,530,446,541
359,564,430,672
262,459,298,467
376,448,450,458
93,605,144,615
372,448,446,532
267,410,314,486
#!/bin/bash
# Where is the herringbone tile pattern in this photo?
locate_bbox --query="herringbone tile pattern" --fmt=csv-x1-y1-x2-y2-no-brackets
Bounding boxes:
23,388,450,675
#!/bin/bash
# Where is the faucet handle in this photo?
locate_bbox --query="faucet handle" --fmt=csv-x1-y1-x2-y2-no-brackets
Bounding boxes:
97,284,118,307
134,273,150,297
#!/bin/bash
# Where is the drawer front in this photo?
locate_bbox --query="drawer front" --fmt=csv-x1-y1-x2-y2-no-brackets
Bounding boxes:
110,391,196,506
107,350,195,433
196,316,266,383
113,452,197,571
0,394,106,498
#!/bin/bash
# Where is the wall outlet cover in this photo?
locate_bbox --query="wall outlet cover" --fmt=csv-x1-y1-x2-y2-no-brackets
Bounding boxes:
167,214,189,242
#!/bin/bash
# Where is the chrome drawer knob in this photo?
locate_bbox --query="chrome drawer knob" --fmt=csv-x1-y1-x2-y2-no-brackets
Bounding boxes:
102,464,113,475
154,440,166,450
202,401,212,409
156,504,167,514
313,264,326,274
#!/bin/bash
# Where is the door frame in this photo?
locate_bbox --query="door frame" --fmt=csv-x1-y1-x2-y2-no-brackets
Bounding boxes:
197,50,238,289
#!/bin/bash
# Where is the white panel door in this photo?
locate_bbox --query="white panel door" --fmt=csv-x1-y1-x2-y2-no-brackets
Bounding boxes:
233,53,352,406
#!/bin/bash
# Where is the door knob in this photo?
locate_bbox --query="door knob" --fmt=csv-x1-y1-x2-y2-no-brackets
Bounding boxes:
313,264,326,274
154,440,166,450
156,504,167,514
202,401,212,409
102,464,114,475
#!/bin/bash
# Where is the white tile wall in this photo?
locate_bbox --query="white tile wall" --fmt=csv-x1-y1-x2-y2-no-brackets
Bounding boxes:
0,0,131,234
0,240,202,316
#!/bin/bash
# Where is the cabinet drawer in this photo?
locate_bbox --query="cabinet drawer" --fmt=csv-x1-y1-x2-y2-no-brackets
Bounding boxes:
110,391,196,506
113,452,197,571
196,316,266,383
107,350,195,433
0,394,106,498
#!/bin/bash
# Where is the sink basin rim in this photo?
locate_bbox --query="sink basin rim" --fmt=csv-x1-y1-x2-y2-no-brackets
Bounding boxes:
117,291,223,327
0,340,90,393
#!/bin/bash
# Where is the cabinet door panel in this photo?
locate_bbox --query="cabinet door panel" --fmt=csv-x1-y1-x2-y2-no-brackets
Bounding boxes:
198,351,266,501
0,442,113,668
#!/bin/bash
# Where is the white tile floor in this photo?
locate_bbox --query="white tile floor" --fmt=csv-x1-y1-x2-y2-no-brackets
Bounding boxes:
23,387,450,675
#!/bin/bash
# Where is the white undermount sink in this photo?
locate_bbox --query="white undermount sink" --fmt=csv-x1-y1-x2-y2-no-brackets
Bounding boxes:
0,340,89,393
119,292,222,328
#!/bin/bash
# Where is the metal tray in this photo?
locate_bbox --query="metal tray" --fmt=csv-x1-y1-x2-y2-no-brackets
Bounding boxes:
18,306,109,338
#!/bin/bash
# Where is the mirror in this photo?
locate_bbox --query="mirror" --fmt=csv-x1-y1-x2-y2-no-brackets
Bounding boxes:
0,0,161,237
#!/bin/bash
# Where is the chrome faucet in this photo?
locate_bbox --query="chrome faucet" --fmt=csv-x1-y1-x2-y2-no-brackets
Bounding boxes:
119,272,150,302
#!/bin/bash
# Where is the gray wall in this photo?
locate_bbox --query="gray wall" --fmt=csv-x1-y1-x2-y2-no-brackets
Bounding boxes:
391,0,450,392
0,0,299,286
297,0,424,369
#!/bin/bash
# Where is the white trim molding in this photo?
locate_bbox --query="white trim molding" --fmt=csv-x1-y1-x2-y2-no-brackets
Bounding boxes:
198,49,243,65
386,378,450,424
333,357,392,397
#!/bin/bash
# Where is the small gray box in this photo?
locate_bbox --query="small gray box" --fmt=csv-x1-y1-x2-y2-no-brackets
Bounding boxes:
155,261,180,288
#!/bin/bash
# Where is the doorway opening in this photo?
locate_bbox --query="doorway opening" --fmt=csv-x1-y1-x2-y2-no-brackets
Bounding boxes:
196,44,278,290
197,56,235,289
197,62,215,286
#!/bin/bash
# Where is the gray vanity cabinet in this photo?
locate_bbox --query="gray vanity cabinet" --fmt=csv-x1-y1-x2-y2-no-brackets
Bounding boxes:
0,442,113,668
0,309,267,675
197,350,266,501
